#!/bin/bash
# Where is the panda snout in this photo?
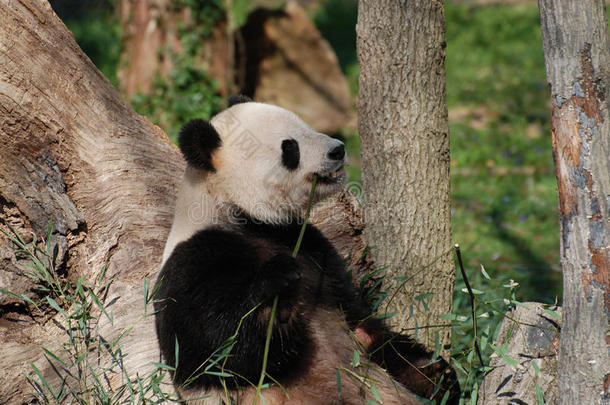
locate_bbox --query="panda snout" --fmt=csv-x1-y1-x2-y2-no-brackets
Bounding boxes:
310,141,347,186
327,144,345,161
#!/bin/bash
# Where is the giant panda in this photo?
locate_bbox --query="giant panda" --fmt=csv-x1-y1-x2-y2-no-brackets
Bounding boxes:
154,96,460,405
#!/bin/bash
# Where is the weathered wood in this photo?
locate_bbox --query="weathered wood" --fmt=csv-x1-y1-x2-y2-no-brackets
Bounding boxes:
356,0,455,350
479,302,560,404
0,0,182,401
538,1,610,403
0,1,368,402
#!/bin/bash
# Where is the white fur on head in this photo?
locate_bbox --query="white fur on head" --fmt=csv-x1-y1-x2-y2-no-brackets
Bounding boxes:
207,102,346,224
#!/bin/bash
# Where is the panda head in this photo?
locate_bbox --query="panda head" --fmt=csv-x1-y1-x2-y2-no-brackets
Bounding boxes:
178,96,347,224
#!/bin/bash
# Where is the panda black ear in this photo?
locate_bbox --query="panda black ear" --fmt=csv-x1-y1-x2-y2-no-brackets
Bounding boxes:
178,119,221,172
228,94,253,107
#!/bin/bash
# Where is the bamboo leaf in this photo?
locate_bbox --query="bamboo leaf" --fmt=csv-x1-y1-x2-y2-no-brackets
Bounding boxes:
535,384,545,405
532,359,540,374
370,384,382,403
336,369,341,395
511,300,529,309
46,297,67,318
543,308,559,319
152,362,175,371
440,389,450,405
351,350,360,368
90,289,112,324
0,288,23,300
205,371,233,378
469,382,478,405
480,264,491,279
438,313,460,321
42,347,68,369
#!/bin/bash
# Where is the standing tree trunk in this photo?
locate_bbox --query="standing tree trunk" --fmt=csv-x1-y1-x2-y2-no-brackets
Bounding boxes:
118,0,184,98
356,0,454,350
538,1,610,403
118,0,232,99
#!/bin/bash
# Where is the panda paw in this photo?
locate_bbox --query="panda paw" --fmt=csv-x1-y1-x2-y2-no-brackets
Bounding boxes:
258,253,302,298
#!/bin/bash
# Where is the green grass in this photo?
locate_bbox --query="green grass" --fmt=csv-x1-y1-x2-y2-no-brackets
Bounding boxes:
446,3,560,303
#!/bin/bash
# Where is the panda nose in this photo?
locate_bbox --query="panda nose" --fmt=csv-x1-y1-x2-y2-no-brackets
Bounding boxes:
328,144,345,161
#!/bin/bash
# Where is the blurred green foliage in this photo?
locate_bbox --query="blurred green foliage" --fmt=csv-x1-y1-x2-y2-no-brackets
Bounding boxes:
446,4,549,118
313,0,359,93
68,16,122,87
131,69,222,141
52,0,121,87
446,3,560,305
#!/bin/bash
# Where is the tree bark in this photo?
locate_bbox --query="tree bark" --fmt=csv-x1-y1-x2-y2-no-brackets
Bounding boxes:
0,1,369,402
356,0,454,350
118,0,234,99
538,1,610,403
478,303,560,404
0,0,183,401
118,0,185,98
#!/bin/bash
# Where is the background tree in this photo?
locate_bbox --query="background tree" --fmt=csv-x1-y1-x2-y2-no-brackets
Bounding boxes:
356,0,455,350
538,1,610,403
118,0,352,137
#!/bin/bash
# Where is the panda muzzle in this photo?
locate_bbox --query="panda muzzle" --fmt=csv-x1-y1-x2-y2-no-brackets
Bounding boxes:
312,165,346,184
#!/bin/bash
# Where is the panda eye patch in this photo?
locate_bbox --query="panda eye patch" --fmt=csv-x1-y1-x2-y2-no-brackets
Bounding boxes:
281,139,300,171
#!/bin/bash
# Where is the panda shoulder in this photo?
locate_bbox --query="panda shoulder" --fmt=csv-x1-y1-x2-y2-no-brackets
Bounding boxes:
163,228,257,273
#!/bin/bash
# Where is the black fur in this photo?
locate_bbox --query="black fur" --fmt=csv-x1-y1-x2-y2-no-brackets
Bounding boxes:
155,215,460,402
228,94,253,107
281,139,300,171
155,217,366,389
178,119,221,172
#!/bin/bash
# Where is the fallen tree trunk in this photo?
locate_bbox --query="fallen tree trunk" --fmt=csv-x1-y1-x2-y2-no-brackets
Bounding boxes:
0,0,183,401
478,302,561,404
0,1,367,402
